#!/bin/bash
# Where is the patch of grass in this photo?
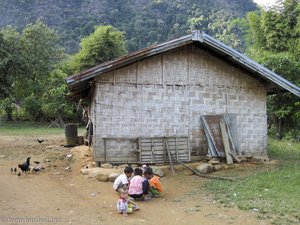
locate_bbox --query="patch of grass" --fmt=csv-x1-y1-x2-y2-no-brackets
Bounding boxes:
0,121,85,136
205,138,300,225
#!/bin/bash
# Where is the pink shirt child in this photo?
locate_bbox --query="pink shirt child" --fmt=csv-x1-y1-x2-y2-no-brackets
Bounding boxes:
128,175,145,195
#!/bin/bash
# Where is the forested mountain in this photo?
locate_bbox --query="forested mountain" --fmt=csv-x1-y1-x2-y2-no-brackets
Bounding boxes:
0,0,257,53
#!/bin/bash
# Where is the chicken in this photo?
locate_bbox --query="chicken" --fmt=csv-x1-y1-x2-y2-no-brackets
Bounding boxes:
37,138,44,144
14,168,17,173
17,172,21,176
18,157,31,174
32,164,44,173
10,168,13,173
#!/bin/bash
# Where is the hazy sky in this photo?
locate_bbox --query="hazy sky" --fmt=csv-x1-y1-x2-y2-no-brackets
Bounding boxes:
253,0,278,7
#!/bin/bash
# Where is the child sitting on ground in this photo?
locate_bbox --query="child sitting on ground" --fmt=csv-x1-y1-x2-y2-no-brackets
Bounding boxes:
117,188,139,216
128,167,149,200
113,166,133,192
144,167,162,197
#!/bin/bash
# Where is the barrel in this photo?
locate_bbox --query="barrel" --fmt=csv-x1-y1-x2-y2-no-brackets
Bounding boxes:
65,123,78,147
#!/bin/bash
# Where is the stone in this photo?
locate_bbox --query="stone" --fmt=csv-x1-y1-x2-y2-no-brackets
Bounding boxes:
96,174,109,182
108,173,120,182
196,164,214,174
222,164,229,170
89,168,103,177
101,163,113,169
253,155,269,162
213,165,222,171
118,164,128,169
151,166,164,177
209,160,220,165
81,169,89,175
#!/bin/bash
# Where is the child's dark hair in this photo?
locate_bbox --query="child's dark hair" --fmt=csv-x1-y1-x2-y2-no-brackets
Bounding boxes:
124,166,133,174
144,167,153,176
134,167,143,176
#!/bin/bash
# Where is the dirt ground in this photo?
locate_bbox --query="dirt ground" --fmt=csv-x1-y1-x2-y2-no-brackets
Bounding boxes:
0,134,271,225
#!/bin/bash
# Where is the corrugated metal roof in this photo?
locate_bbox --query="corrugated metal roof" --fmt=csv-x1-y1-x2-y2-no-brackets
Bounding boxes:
65,30,300,99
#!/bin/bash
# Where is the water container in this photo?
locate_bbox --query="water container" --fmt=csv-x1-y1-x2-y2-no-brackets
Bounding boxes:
65,123,78,147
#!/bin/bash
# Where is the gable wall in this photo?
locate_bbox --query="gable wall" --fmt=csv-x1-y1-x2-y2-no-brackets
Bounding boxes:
92,45,267,162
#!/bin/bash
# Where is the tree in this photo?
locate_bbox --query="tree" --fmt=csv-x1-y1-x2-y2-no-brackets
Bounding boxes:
245,0,300,139
41,68,76,120
262,53,300,138
0,27,22,100
70,25,127,73
13,19,64,99
0,20,66,121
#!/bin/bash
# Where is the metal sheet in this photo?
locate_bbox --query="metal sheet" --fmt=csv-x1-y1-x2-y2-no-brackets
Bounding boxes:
201,115,226,158
66,30,300,100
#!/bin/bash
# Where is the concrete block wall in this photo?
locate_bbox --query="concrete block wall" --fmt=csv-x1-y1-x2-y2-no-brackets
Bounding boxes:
92,44,267,162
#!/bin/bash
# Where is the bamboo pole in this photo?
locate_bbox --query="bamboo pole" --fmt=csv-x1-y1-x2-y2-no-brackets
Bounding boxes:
168,152,235,181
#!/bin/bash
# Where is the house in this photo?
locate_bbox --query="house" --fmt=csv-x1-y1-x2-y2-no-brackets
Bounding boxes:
65,30,300,164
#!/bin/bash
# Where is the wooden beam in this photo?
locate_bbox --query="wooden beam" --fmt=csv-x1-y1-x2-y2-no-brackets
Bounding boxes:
173,159,235,181
220,122,233,164
165,138,175,173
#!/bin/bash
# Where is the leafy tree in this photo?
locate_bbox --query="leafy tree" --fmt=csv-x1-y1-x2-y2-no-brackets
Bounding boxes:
41,68,76,120
245,0,300,139
70,25,127,72
0,20,68,121
262,53,300,138
13,20,64,99
0,27,22,100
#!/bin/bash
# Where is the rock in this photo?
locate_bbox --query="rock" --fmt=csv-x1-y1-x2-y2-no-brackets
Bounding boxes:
222,164,229,170
89,168,103,178
213,165,222,171
241,155,253,161
228,164,235,169
151,166,164,177
108,173,120,182
196,164,214,174
253,155,269,162
208,158,220,165
101,163,113,169
118,164,128,169
81,169,89,175
96,174,109,182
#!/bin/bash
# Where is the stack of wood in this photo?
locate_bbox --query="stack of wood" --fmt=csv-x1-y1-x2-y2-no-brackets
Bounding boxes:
201,114,241,164
48,114,65,128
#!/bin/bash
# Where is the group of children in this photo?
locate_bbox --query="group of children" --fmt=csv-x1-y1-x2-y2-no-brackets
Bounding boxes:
113,165,162,216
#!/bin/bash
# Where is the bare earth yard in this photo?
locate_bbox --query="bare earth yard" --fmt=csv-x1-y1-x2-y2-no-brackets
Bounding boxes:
0,134,270,225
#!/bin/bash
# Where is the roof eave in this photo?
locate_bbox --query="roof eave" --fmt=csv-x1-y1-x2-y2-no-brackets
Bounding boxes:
66,30,300,98
194,31,300,97
65,33,193,88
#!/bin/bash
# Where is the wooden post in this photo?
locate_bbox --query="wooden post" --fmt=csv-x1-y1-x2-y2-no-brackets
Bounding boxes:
136,62,139,88
187,137,191,162
220,122,233,164
113,70,115,85
161,54,164,87
165,138,175,173
175,137,179,162
103,138,107,163
163,137,167,162
138,138,142,163
151,138,154,163
173,158,234,181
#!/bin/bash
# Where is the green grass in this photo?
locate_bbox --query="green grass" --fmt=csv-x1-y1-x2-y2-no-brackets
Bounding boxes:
205,138,300,225
0,121,85,136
